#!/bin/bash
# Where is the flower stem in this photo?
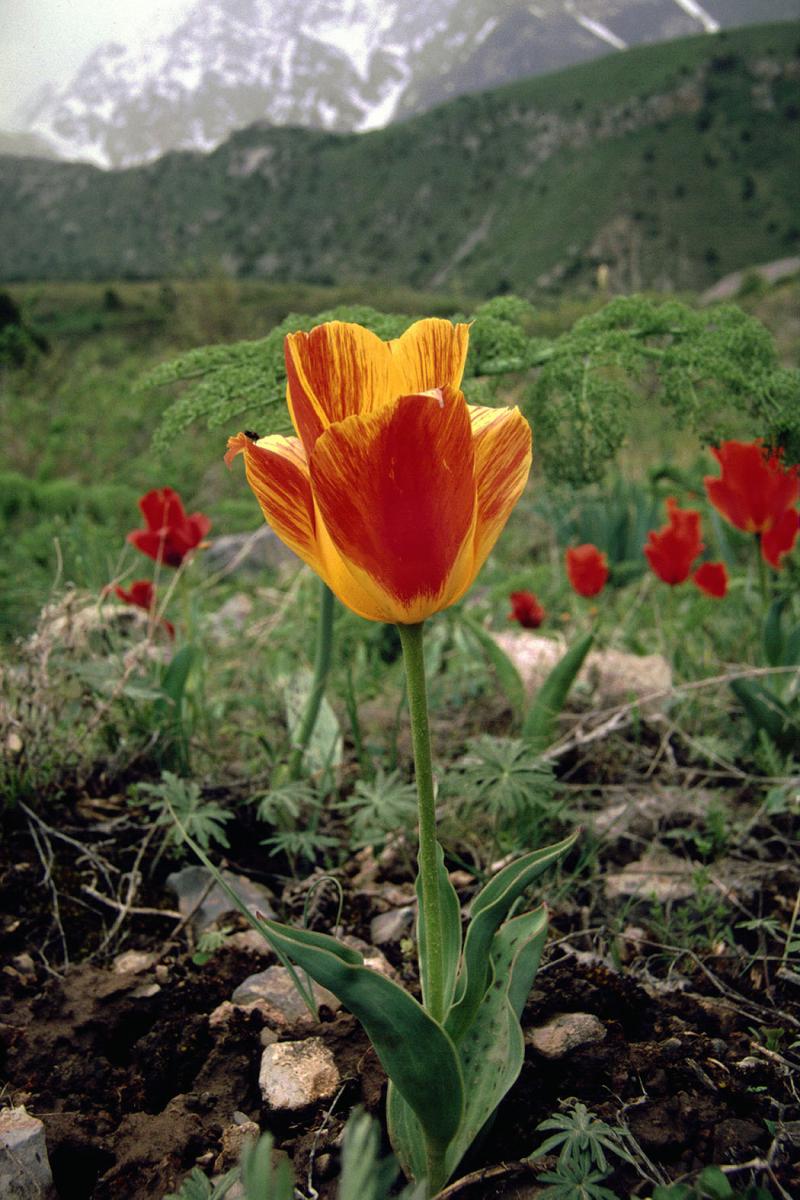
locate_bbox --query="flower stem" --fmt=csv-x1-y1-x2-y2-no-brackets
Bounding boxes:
288,581,335,781
397,621,445,1024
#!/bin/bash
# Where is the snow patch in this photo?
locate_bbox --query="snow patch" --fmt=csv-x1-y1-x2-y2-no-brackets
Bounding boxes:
670,0,720,34
574,14,627,52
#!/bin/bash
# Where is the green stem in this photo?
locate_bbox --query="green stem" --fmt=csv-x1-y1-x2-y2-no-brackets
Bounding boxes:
756,534,768,606
397,621,445,1024
288,581,336,781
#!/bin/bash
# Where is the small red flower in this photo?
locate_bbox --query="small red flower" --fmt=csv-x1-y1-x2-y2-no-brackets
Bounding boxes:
565,544,609,598
704,440,799,569
109,579,175,637
508,590,545,629
127,487,211,568
692,561,728,599
644,497,703,586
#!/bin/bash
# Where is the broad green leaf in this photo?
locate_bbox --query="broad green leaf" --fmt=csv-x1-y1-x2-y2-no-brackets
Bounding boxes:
260,917,464,1151
522,633,593,751
458,611,526,718
415,840,462,1017
763,598,786,667
783,623,800,668
447,831,577,1042
443,908,549,1177
731,677,799,754
386,1082,429,1186
160,644,197,708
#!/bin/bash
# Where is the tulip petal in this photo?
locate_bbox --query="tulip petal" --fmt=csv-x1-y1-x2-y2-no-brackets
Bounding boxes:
284,322,398,453
309,388,477,623
469,404,532,572
761,507,799,569
388,318,470,395
225,431,325,575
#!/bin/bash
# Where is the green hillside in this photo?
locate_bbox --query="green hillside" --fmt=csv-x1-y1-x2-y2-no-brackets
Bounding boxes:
1,21,798,294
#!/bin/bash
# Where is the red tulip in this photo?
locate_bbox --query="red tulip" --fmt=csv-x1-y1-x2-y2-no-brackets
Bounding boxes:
109,580,175,637
704,440,799,569
565,544,609,598
692,561,728,599
508,590,545,629
644,498,703,586
127,487,211,568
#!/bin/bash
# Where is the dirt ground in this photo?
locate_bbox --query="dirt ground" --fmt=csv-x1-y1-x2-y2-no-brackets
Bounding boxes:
1,791,798,1200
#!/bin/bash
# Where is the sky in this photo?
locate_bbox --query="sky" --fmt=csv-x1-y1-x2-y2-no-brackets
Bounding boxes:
0,0,195,127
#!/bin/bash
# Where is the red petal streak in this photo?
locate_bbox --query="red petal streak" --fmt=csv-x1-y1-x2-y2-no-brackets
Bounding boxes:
310,388,476,613
235,434,323,573
284,322,396,453
388,319,470,395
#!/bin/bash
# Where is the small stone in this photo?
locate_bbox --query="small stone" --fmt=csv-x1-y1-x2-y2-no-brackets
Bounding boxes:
112,950,154,975
227,930,271,956
130,982,161,999
208,999,271,1029
232,966,340,1024
260,1027,280,1047
370,906,415,945
0,1106,53,1199
259,1038,340,1110
616,925,649,963
339,935,396,978
11,954,35,978
527,1012,607,1059
213,1118,260,1172
165,865,276,933
155,964,169,984
5,732,23,756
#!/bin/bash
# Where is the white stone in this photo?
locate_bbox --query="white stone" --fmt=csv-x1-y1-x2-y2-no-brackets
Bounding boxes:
259,1039,340,1110
112,950,154,975
527,1012,606,1059
0,1106,53,1199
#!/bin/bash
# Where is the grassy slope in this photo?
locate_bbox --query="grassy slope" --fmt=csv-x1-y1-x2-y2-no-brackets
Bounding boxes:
0,22,797,292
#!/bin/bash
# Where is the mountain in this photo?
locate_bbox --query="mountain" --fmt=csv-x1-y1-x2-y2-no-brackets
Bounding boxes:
1,23,798,296
15,0,799,168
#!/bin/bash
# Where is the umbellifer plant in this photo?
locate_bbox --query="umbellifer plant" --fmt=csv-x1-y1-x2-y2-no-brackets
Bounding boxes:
194,318,576,1196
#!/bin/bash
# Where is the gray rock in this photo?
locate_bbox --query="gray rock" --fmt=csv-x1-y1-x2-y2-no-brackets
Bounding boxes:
370,906,415,945
259,1038,340,1110
112,950,154,975
0,1106,53,1199
165,865,275,933
205,593,254,643
527,1012,607,1059
232,966,340,1024
204,527,296,577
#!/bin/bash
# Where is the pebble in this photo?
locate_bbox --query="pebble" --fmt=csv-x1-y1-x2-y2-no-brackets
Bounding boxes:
232,966,340,1025
526,1012,607,1059
259,1038,340,1110
0,1106,53,1199
370,906,415,945
112,950,154,975
213,1118,260,1172
165,865,276,933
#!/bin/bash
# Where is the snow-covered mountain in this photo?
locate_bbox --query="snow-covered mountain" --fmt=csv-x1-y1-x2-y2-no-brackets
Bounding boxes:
16,0,799,168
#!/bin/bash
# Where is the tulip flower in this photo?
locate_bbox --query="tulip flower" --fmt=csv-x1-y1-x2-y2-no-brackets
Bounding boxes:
644,497,703,585
226,319,532,623
127,487,211,568
108,579,175,636
565,543,609,598
692,561,728,599
704,440,799,569
508,590,545,628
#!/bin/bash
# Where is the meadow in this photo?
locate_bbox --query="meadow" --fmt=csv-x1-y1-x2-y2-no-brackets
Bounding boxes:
0,275,798,1200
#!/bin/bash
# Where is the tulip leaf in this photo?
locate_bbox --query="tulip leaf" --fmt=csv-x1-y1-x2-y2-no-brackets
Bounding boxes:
259,917,464,1151
415,840,462,1017
521,633,593,752
389,906,550,1189
730,678,800,755
446,831,577,1043
763,598,787,667
458,611,526,718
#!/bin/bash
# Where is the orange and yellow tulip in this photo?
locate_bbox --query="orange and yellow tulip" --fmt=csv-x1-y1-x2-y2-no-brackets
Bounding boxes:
226,318,531,623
